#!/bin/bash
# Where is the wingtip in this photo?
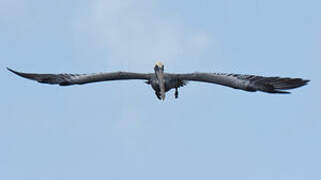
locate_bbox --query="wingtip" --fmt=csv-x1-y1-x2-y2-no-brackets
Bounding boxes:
303,79,310,85
7,68,34,80
7,67,21,76
297,79,310,88
7,67,16,74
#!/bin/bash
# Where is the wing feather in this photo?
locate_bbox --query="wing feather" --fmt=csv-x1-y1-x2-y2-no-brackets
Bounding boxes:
168,72,309,93
7,68,153,86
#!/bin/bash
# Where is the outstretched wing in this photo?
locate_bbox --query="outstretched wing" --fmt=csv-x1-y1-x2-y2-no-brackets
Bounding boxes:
8,68,153,86
168,72,309,93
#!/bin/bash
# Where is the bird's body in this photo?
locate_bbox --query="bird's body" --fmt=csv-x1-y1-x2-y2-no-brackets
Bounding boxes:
8,62,309,100
146,73,187,99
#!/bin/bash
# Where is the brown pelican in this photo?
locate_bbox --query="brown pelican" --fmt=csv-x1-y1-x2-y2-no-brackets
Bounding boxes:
7,62,309,100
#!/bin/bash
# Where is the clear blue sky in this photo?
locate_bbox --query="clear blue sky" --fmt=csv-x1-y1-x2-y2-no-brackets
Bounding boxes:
1,0,320,179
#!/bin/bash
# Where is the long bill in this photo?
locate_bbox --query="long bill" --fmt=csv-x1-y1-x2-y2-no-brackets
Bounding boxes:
155,70,166,100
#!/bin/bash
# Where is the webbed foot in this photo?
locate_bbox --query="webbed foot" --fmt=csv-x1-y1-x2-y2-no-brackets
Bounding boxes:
155,91,161,100
175,88,178,99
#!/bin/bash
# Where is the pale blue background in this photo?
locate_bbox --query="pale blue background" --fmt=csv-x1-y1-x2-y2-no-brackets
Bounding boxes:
1,0,320,179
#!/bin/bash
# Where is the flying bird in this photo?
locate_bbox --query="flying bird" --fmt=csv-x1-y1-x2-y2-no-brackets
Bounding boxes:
8,62,309,100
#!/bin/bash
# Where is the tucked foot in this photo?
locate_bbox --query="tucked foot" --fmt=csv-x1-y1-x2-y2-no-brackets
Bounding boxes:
175,88,178,99
155,91,161,100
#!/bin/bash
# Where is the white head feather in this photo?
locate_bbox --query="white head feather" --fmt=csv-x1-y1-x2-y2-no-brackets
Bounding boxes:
155,61,164,68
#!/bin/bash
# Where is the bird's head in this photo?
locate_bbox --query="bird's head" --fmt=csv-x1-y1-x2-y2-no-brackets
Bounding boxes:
154,61,164,72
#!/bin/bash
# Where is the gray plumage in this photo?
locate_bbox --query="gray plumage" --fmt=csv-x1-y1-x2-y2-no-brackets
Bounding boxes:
7,62,309,100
